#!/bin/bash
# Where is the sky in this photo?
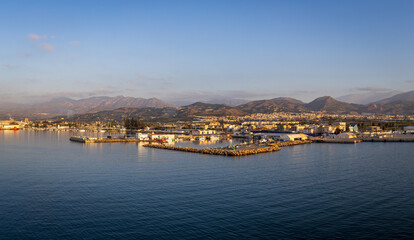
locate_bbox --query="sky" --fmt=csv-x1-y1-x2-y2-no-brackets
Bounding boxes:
1,0,413,105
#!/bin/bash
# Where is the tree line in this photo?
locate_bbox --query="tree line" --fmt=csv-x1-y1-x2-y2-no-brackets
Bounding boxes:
124,118,147,130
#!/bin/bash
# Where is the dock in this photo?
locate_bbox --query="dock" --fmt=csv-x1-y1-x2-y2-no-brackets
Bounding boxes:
70,136,95,143
143,140,312,157
362,138,414,142
313,138,363,144
313,138,414,143
70,136,142,143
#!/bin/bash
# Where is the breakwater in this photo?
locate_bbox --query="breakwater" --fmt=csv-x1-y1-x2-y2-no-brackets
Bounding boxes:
143,140,312,156
70,136,142,143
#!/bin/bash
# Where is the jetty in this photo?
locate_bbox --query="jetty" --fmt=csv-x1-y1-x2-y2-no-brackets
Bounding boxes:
143,140,312,157
70,136,142,143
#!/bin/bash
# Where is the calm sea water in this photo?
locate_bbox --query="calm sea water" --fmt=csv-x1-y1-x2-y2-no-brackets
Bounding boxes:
1,130,413,239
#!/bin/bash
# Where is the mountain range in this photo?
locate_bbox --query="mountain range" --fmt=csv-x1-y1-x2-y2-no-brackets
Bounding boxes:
0,96,173,119
1,91,413,121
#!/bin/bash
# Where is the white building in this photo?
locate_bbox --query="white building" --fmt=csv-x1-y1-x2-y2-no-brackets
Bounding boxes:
333,122,347,131
330,133,357,139
150,134,175,142
254,132,308,142
303,128,314,134
136,133,150,141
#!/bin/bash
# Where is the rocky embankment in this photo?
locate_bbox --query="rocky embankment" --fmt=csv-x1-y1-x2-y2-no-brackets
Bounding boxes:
143,140,312,156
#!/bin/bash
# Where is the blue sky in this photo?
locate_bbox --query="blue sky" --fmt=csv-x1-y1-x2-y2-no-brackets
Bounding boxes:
1,0,413,105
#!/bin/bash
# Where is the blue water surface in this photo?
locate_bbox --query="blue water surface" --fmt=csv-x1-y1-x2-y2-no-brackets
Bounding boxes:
0,130,413,239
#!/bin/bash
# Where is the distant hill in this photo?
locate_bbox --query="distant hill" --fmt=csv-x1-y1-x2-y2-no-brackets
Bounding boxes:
61,102,246,123
365,90,414,114
65,107,178,122
374,90,414,105
305,96,363,112
337,91,401,104
1,96,174,119
204,98,249,107
237,96,364,114
237,97,306,113
366,101,414,115
178,102,246,117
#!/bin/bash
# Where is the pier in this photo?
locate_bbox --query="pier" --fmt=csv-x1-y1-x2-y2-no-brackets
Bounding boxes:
143,140,312,157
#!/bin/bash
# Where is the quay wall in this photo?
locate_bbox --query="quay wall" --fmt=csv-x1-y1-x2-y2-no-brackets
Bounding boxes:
362,138,414,142
313,139,363,144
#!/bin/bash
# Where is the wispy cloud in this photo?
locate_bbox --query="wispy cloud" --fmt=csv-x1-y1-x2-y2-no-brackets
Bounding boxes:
28,34,47,40
136,73,174,88
19,52,31,57
162,90,270,106
162,81,173,85
70,41,80,45
0,94,12,102
2,86,136,104
3,64,17,69
27,88,119,101
353,87,392,92
405,80,414,83
28,34,54,52
137,73,165,81
41,43,54,52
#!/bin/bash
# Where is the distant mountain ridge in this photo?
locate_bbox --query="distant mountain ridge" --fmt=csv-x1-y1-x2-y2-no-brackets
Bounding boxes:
67,107,179,122
62,92,414,123
374,90,414,104
0,96,174,119
365,90,414,114
2,90,414,120
238,97,306,113
305,96,363,112
178,102,246,117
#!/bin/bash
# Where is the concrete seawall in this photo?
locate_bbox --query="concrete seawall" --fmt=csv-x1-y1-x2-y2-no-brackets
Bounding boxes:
143,140,312,157
313,138,363,144
362,138,414,142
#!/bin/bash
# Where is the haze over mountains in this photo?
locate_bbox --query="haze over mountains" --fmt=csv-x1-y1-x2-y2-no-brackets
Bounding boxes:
336,90,402,104
1,90,413,120
374,90,414,104
0,96,173,119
